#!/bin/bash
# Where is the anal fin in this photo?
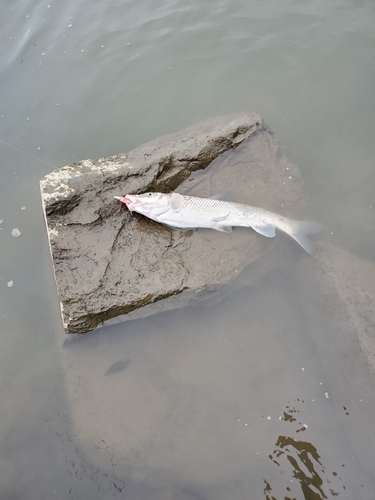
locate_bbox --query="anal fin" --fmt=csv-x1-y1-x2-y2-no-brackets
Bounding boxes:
252,224,276,238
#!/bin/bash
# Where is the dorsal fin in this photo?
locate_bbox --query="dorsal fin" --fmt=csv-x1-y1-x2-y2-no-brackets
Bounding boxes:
209,193,231,201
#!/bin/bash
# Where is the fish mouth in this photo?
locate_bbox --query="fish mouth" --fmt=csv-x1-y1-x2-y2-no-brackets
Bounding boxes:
124,194,141,211
121,196,134,205
114,194,139,210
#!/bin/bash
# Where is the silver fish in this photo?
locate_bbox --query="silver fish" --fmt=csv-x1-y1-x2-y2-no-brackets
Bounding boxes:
114,192,321,254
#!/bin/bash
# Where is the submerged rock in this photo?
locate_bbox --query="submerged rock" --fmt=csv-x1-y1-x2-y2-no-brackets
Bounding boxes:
40,112,310,333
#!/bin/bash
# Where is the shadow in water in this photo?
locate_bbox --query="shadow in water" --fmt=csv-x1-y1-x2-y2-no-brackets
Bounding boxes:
105,359,130,376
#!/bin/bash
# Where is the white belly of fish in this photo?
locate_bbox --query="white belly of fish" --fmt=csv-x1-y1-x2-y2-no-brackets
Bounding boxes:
157,208,215,228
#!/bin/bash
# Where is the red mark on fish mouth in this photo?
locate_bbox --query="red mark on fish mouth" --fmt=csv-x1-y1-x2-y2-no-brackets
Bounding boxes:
117,195,141,212
117,195,137,205
120,196,132,204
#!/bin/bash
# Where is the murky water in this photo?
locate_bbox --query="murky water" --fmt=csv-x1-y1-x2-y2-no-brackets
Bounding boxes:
1,0,375,498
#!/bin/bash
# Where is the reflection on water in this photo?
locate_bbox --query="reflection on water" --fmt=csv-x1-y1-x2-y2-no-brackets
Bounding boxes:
268,437,333,499
265,401,345,500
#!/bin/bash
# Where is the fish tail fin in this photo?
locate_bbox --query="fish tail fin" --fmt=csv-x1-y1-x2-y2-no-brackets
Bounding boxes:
286,220,322,255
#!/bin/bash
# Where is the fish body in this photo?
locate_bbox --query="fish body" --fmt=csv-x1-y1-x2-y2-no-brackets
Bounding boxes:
114,192,321,255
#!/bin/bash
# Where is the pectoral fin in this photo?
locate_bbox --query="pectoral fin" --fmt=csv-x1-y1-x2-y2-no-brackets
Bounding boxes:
252,224,276,238
212,213,230,222
171,192,184,212
212,225,232,233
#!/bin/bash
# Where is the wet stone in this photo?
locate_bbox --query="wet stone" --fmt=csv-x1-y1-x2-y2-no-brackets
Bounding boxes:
40,112,310,334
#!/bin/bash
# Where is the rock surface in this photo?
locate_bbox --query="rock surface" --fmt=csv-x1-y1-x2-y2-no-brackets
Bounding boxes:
40,112,310,334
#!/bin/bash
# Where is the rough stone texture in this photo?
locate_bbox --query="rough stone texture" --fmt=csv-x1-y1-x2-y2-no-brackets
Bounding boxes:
40,112,310,334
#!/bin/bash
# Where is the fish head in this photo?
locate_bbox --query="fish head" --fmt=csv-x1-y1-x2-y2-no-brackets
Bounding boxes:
116,192,172,217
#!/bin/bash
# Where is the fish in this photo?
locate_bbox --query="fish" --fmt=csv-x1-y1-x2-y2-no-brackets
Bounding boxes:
114,192,321,255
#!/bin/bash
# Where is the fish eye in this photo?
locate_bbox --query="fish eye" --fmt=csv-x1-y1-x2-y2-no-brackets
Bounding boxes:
146,192,153,196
